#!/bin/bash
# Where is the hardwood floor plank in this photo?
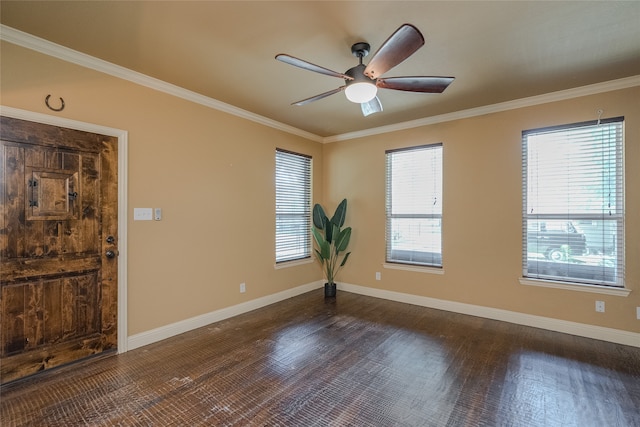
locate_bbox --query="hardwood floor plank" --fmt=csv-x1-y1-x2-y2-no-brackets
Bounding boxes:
1,290,639,426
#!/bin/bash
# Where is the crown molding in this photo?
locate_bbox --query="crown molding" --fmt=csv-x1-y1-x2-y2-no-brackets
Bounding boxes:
324,75,640,143
0,24,323,143
2,24,638,145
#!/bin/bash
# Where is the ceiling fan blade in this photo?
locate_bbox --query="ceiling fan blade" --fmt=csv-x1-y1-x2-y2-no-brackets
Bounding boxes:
364,24,425,79
276,54,353,80
361,96,383,117
377,76,455,93
292,86,345,106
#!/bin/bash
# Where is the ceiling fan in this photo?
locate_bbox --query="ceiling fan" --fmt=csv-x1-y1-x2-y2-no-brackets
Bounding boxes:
275,24,455,117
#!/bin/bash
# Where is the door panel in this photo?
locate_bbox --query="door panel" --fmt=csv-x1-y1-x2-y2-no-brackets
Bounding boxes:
0,116,118,384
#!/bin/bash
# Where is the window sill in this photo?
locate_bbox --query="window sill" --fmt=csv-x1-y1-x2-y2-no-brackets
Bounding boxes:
384,263,444,275
274,258,313,270
519,278,631,297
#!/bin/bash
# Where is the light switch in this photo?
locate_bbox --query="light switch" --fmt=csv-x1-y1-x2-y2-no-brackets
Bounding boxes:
154,208,162,221
134,208,153,221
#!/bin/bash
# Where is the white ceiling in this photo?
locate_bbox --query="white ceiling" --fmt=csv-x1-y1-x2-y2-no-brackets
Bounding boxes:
1,1,639,138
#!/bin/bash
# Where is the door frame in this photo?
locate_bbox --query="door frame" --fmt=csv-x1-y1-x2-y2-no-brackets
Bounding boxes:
1,105,129,353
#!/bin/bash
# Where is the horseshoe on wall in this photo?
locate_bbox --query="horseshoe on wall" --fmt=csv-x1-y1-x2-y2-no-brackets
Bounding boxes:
45,95,65,112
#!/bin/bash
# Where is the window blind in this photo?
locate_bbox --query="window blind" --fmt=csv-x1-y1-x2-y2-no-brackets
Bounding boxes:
275,148,312,263
522,117,624,287
386,144,443,267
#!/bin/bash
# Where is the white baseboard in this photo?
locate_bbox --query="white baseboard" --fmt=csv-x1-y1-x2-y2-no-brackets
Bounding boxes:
339,282,640,348
127,280,324,351
127,280,638,351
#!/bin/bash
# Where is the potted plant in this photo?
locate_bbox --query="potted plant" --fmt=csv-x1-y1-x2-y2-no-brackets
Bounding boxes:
312,198,352,297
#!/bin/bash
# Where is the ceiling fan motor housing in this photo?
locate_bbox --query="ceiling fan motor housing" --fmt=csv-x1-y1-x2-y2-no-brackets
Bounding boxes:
345,64,374,84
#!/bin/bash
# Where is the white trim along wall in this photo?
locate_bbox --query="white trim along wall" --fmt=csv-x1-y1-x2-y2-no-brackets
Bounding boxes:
128,281,324,350
339,282,640,348
127,280,639,351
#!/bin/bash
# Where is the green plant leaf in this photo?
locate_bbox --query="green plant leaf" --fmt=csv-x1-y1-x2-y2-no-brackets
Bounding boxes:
323,215,333,243
335,227,351,252
331,223,340,248
320,240,330,259
331,198,347,227
312,226,328,258
312,204,326,229
312,227,331,259
340,252,351,267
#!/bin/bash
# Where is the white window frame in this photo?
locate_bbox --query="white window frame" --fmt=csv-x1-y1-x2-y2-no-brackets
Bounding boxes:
275,148,312,264
521,117,625,291
385,144,443,269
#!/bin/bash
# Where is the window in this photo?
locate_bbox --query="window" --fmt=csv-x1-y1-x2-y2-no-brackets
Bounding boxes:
522,117,624,287
275,148,312,263
386,144,443,267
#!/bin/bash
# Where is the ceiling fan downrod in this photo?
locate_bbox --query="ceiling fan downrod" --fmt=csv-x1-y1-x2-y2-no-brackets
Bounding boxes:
351,42,371,63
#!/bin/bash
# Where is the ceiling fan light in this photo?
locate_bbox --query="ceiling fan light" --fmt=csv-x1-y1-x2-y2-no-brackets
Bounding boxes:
345,82,377,103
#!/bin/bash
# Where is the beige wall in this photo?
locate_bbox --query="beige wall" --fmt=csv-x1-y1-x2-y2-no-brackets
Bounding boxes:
1,42,323,335
2,41,638,338
323,87,640,333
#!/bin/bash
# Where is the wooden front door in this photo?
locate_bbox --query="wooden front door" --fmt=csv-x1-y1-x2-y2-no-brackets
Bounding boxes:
0,116,118,384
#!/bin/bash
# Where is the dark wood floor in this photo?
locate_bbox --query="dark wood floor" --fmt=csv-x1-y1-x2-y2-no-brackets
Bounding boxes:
1,289,639,426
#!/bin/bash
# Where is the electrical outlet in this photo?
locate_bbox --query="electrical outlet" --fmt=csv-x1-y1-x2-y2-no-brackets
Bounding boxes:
636,307,640,320
240,282,246,293
375,272,381,281
595,301,605,313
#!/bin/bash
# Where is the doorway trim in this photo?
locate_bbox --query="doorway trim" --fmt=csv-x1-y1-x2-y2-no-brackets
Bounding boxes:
0,105,129,353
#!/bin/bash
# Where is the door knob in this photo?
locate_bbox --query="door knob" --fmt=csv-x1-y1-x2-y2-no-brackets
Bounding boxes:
106,235,115,244
105,250,116,259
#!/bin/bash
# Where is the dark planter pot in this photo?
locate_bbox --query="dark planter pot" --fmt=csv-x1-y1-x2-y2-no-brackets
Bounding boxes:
324,282,337,298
